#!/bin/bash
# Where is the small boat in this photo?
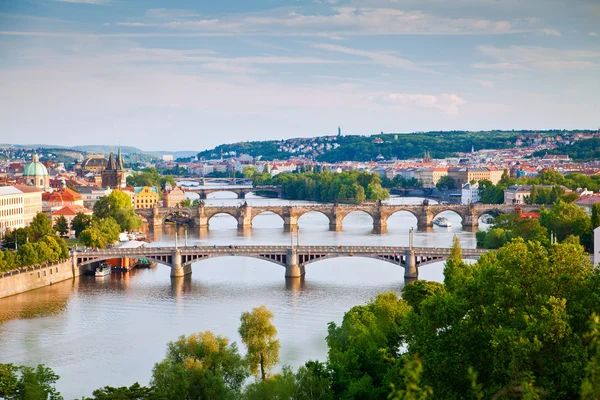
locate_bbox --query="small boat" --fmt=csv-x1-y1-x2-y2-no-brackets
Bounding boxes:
95,263,112,277
134,259,156,269
433,217,452,227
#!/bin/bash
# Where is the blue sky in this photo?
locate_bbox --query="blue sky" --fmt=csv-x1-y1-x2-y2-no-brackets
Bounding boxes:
0,0,598,151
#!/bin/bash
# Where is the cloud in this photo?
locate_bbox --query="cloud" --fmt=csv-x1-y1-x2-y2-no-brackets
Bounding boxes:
109,6,532,36
540,28,561,36
474,45,600,70
312,43,434,72
56,0,110,4
590,32,598,37
371,93,467,115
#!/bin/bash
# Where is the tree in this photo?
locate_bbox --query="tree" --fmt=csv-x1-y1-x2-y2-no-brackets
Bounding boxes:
151,331,248,399
581,313,600,400
0,363,63,400
239,305,280,380
592,203,600,229
29,213,53,241
94,191,141,232
540,200,592,249
436,175,455,191
71,212,92,238
180,198,192,207
53,216,69,237
83,383,158,400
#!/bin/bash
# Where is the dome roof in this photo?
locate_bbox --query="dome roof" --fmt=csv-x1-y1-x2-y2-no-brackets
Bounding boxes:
23,154,49,177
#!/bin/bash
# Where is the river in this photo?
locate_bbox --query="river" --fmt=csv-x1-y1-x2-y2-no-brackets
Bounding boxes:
0,192,487,398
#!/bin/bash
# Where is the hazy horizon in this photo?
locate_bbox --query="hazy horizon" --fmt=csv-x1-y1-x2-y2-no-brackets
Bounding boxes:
1,0,599,151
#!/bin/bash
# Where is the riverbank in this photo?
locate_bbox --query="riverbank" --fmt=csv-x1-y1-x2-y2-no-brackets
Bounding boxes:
0,259,79,299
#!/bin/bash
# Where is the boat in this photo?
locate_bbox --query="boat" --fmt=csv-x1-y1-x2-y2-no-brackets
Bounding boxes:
134,258,157,269
94,263,112,277
433,217,452,227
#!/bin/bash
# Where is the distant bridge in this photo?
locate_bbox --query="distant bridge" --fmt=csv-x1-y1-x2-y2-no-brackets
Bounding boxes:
136,203,537,231
182,185,283,200
72,243,488,280
175,177,253,185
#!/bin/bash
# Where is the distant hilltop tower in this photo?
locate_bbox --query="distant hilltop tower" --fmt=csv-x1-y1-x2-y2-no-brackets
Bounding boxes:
337,126,341,137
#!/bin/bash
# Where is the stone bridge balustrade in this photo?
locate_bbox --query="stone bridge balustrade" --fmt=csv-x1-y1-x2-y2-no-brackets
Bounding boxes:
135,203,538,231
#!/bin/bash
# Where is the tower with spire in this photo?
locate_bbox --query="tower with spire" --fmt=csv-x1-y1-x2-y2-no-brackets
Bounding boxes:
101,147,125,189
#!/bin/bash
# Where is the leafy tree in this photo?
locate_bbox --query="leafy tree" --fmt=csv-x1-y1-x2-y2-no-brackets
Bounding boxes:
83,383,158,400
242,366,296,400
53,216,69,237
435,175,455,191
2,228,29,250
126,167,175,190
239,305,280,380
294,360,334,400
592,203,600,229
540,200,592,249
326,292,411,399
151,331,248,400
94,191,141,232
180,198,192,207
17,242,38,266
388,356,433,400
478,180,504,204
29,213,53,241
79,217,121,248
71,212,92,238
581,314,600,400
402,281,444,315
0,363,63,400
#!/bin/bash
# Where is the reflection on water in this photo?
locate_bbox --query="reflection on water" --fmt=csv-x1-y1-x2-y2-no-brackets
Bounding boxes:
0,195,489,398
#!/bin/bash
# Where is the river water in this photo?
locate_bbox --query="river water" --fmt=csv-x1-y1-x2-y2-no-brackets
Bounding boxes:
0,192,486,398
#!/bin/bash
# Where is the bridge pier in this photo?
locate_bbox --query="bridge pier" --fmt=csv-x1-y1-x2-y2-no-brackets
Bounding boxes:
373,215,388,235
404,250,418,279
283,211,299,231
238,192,246,199
170,250,192,277
417,211,433,228
238,204,253,229
462,214,479,228
285,248,305,278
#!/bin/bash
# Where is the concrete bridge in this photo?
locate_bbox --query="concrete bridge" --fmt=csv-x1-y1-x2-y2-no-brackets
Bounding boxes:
136,202,537,232
182,185,283,200
72,243,488,281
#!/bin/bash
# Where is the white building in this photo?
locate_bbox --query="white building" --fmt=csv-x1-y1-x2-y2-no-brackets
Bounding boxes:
0,186,25,237
461,182,480,205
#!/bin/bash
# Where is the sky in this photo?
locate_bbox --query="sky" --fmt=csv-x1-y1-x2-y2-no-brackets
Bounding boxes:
0,0,599,152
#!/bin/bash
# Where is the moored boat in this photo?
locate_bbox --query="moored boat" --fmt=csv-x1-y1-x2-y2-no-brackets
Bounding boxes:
94,263,112,277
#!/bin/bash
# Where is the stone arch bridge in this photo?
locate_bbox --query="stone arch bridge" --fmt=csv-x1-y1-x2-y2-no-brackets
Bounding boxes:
72,244,488,281
136,203,537,231
183,185,283,200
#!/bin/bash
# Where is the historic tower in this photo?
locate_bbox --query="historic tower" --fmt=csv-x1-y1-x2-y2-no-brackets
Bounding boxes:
101,149,124,189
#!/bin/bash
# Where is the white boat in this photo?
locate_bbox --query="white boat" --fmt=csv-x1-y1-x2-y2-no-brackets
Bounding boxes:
433,217,452,227
95,263,112,277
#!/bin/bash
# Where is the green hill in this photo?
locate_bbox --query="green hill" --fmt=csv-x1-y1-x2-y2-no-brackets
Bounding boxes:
533,138,600,161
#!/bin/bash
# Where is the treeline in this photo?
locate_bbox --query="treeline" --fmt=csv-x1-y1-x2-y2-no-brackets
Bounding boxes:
3,238,600,399
126,167,175,190
248,169,389,203
477,201,599,250
479,169,600,205
533,137,600,161
198,140,291,161
0,213,69,273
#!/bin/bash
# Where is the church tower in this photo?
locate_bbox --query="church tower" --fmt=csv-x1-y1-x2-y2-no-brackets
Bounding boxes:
101,150,124,189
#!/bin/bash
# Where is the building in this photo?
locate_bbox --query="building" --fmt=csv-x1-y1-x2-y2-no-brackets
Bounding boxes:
163,186,186,207
134,186,159,209
22,153,50,190
83,154,108,173
503,184,563,205
0,186,24,237
42,187,84,213
414,168,448,189
51,205,93,238
101,150,125,189
12,184,43,225
461,182,480,205
76,186,112,209
448,167,503,187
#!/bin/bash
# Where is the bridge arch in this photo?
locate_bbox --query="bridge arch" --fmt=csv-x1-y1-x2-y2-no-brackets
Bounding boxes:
205,190,241,199
181,254,286,268
77,255,173,269
386,208,420,222
206,212,239,228
251,210,285,227
162,210,195,225
296,210,333,226
431,209,465,223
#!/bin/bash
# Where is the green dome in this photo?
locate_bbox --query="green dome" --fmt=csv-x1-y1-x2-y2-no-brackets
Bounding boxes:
23,154,49,177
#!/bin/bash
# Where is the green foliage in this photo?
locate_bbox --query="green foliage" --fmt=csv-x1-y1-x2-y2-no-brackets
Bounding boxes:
435,175,455,191
151,331,248,400
53,216,69,237
70,212,92,238
126,167,175,190
475,214,549,249
406,239,600,399
401,281,444,315
82,382,157,400
29,213,54,241
326,292,411,399
388,356,433,400
93,191,141,232
581,314,600,400
533,138,600,161
79,217,121,248
239,305,280,380
0,363,62,400
478,179,506,204
540,200,592,249
525,185,565,205
591,204,600,229
263,170,389,203
242,366,296,400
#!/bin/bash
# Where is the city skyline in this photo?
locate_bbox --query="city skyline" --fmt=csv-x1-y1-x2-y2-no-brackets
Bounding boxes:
1,0,599,151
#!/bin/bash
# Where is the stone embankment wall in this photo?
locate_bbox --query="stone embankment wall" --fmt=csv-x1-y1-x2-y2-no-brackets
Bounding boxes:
0,259,79,299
